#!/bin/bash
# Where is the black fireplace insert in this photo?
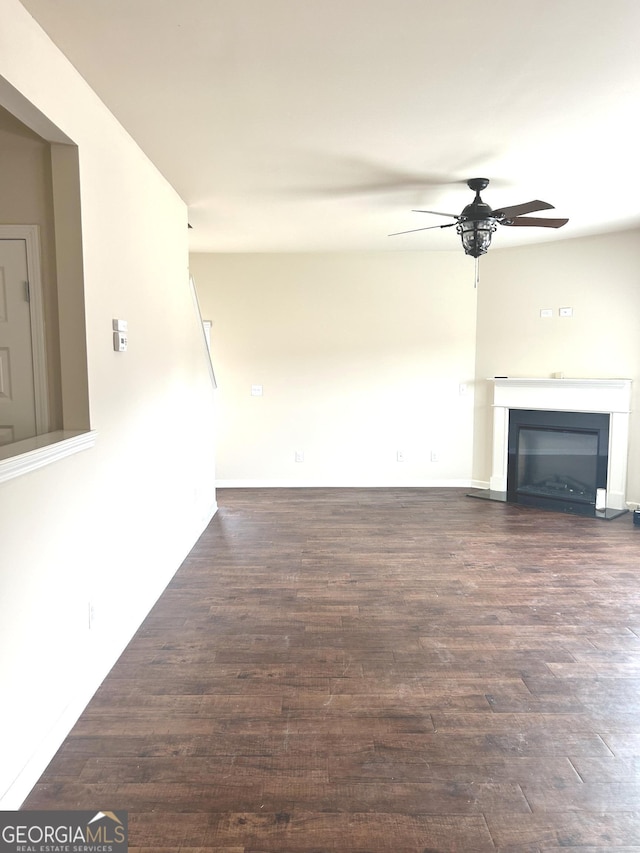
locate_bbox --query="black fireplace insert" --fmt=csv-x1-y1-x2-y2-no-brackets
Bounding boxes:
507,408,610,516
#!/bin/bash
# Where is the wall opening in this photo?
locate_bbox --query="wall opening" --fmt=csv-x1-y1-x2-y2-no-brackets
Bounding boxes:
0,81,91,480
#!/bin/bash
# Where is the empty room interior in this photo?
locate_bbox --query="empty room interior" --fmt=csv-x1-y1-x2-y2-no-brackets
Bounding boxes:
2,1,640,851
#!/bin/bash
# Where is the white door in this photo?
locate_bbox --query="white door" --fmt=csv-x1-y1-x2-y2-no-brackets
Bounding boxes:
0,239,37,445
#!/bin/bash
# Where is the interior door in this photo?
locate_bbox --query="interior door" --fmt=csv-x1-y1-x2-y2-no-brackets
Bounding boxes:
0,239,37,445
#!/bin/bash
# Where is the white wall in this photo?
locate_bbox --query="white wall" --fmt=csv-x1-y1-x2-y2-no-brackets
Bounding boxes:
474,228,640,503
190,251,477,486
0,0,217,806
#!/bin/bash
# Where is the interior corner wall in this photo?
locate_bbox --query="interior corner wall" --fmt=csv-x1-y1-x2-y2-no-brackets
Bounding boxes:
0,0,217,807
189,251,477,486
473,228,640,503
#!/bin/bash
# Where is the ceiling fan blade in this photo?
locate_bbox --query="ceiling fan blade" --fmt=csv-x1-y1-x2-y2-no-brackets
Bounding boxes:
493,200,554,218
388,222,457,236
502,216,569,229
411,209,459,219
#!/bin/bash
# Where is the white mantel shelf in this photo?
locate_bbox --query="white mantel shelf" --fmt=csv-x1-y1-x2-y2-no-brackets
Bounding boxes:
488,378,632,510
490,378,631,387
489,378,632,414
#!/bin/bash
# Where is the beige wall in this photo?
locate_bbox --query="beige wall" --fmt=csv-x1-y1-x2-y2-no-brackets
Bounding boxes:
0,0,217,806
190,251,477,485
192,231,640,502
474,228,640,501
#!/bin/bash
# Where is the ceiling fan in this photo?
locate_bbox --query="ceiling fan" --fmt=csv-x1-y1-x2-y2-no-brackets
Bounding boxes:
389,177,569,257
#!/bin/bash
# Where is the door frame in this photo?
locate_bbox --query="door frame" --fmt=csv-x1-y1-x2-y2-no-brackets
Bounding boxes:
0,224,49,434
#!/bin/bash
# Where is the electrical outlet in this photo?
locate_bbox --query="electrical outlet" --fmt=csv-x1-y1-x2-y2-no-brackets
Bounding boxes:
396,450,405,462
295,450,304,463
430,451,439,463
88,601,97,629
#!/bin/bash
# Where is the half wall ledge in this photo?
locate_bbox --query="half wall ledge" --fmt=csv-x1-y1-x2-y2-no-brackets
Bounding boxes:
0,430,96,484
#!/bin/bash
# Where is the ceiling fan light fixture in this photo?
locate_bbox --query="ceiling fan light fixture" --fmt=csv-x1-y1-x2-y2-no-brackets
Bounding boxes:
457,218,497,258
390,178,567,262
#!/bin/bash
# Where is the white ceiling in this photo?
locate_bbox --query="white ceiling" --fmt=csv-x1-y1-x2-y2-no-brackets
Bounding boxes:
18,0,640,253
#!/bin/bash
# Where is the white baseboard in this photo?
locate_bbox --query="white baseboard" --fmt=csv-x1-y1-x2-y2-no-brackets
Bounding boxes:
607,490,626,511
216,479,476,489
470,479,490,490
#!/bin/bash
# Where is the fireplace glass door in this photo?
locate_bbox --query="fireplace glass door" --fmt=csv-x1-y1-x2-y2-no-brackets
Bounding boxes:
516,427,598,503
507,409,609,514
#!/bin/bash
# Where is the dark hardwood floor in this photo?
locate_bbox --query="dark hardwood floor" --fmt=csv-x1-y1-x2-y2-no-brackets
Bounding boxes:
23,488,640,852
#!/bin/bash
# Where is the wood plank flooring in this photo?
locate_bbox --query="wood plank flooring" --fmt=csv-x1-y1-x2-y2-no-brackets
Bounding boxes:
22,487,640,852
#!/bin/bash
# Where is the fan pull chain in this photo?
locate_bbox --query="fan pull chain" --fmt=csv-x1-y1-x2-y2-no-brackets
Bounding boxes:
474,256,479,289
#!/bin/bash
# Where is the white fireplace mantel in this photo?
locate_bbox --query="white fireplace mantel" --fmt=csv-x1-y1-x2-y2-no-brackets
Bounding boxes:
489,378,632,510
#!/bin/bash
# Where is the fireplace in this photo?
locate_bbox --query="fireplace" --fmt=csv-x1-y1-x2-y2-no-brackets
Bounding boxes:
480,378,631,518
507,408,609,515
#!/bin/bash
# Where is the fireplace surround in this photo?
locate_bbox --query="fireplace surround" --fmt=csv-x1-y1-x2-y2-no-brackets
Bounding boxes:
485,378,631,517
